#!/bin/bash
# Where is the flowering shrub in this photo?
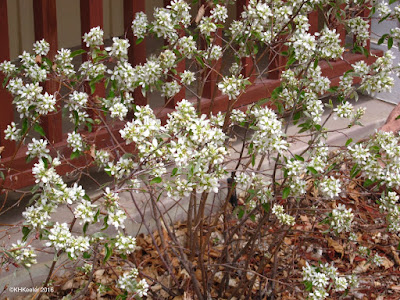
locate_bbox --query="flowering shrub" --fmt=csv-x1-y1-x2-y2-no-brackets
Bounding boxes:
0,0,400,299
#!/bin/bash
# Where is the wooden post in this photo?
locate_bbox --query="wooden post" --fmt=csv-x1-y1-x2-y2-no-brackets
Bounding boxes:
308,10,319,35
124,0,147,106
33,0,63,143
0,0,15,157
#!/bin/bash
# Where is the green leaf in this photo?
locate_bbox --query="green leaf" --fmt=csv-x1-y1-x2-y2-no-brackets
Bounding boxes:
2,75,10,88
103,243,113,263
172,168,178,176
271,86,283,99
396,114,400,120
388,37,394,49
70,151,81,160
304,280,313,292
70,49,86,58
135,37,144,45
294,155,304,161
33,123,46,137
101,216,109,231
363,178,375,187
81,221,89,234
150,177,162,184
21,118,29,135
22,226,31,242
251,153,256,167
262,202,270,213
378,34,388,45
313,58,319,69
195,55,205,68
89,82,96,94
345,138,353,146
237,208,245,219
94,209,100,223
307,166,318,175
0,171,4,180
350,163,361,178
286,56,296,67
282,186,290,199
83,252,91,259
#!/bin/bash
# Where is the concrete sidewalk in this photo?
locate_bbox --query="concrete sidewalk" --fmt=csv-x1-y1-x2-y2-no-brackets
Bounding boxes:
0,94,395,298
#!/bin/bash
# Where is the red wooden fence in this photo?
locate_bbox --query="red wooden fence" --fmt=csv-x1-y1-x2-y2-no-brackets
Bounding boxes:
0,0,382,190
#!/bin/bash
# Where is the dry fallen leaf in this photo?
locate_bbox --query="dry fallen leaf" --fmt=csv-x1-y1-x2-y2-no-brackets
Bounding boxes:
327,238,344,257
35,54,42,64
381,256,394,269
195,5,205,23
353,261,371,274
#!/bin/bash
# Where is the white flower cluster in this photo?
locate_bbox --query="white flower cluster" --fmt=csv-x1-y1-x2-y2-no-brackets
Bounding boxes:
303,262,358,299
199,17,217,37
26,138,49,158
272,204,295,226
74,199,98,225
79,61,106,81
330,204,354,233
8,81,57,118
117,269,149,297
46,222,90,260
67,132,85,152
292,32,316,64
131,12,148,39
305,92,324,124
0,60,16,76
379,191,400,233
334,101,353,119
83,26,104,48
9,241,37,268
377,1,391,17
54,48,75,77
359,51,394,94
120,105,161,145
180,70,195,85
317,27,344,60
319,176,341,199
218,75,248,100
33,39,50,56
250,106,288,155
177,36,197,58
308,141,329,173
115,232,137,255
106,37,130,60
349,131,400,190
347,17,370,47
4,122,21,141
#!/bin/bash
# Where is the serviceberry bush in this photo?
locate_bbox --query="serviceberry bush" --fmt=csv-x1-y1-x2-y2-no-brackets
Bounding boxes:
1,0,400,299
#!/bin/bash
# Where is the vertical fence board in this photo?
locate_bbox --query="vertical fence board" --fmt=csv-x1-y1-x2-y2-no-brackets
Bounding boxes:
308,10,319,35
33,0,63,143
0,0,15,157
124,0,147,106
80,0,105,127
